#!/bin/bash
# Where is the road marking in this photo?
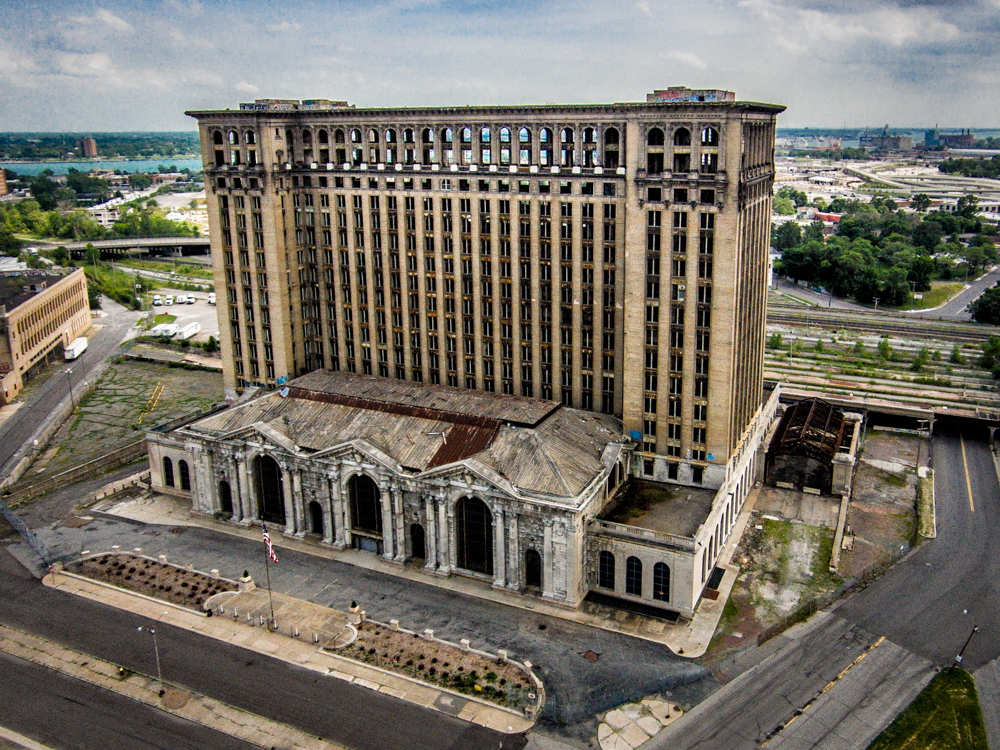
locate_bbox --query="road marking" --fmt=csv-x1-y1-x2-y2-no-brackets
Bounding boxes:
961,432,975,513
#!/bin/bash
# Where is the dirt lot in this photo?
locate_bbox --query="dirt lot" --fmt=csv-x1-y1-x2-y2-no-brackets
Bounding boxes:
340,621,536,711
23,359,222,478
74,553,235,610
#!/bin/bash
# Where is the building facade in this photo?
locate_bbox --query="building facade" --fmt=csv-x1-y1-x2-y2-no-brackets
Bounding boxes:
187,94,783,492
0,269,91,404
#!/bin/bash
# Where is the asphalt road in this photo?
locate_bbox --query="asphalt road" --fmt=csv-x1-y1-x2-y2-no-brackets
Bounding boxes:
837,423,1000,669
923,266,1000,320
0,298,139,474
0,650,258,750
772,279,868,311
0,549,520,750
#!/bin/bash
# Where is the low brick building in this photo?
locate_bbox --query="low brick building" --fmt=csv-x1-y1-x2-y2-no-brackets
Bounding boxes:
0,269,91,404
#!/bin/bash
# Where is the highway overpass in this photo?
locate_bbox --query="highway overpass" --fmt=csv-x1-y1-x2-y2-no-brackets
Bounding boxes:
64,236,210,257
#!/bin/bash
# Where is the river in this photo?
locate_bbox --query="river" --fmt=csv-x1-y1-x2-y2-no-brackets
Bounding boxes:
1,157,204,176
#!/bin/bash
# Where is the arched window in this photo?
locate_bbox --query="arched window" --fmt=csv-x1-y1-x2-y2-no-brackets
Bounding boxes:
674,127,691,146
308,500,324,536
539,128,553,167
518,127,530,143
369,128,379,143
334,129,345,144
403,128,414,144
603,127,620,169
178,459,190,491
213,131,223,145
605,128,619,145
219,480,233,515
302,130,312,144
481,126,491,143
422,128,434,143
228,130,238,145
584,127,596,144
244,130,256,145
442,127,453,143
461,127,472,143
598,550,615,589
560,128,574,167
626,556,642,596
540,128,551,143
525,549,542,587
518,127,532,165
348,474,382,536
499,127,511,165
647,127,664,147
162,457,174,487
411,523,426,559
253,455,285,525
653,562,670,601
456,497,493,576
350,129,361,143
385,129,397,143
318,129,328,144
702,127,719,146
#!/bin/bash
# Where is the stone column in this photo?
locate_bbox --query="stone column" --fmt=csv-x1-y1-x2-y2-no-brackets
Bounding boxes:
339,471,352,548
322,474,335,544
380,481,394,561
492,506,506,589
392,487,406,563
506,512,520,590
229,457,244,522
437,498,451,576
563,520,580,605
325,470,339,546
542,518,555,599
238,456,254,524
293,469,306,537
447,501,458,572
424,496,438,572
281,465,295,536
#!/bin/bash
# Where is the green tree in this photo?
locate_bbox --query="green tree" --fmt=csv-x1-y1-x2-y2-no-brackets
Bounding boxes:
29,172,59,210
772,221,802,251
911,194,932,212
804,221,825,243
877,338,894,361
957,194,980,219
85,243,100,266
774,195,796,216
971,285,1000,325
950,344,966,365
767,332,784,350
0,227,23,257
87,285,102,310
50,246,70,265
128,173,154,191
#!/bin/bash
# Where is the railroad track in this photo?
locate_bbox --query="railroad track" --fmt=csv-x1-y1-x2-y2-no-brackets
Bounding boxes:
767,307,1000,345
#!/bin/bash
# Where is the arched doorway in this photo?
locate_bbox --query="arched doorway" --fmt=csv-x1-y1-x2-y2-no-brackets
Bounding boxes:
411,524,426,561
309,500,324,536
525,549,542,588
456,497,493,576
348,474,382,553
253,455,285,525
219,480,233,515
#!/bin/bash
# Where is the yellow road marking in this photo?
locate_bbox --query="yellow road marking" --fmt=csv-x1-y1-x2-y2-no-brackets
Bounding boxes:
961,432,975,513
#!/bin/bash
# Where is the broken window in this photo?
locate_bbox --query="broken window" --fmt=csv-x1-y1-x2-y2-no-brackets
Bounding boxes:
213,131,224,145
603,127,620,169
519,127,531,165
673,127,691,147
229,130,238,145
335,129,345,143
702,127,719,146
560,128,574,167
539,128,553,166
701,152,718,174
245,130,256,145
647,127,664,147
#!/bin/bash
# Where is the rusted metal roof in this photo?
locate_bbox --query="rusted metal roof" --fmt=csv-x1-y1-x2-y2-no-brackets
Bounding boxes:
288,370,560,427
767,397,847,463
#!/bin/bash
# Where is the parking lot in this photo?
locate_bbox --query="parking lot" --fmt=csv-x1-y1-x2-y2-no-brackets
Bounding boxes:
150,287,219,343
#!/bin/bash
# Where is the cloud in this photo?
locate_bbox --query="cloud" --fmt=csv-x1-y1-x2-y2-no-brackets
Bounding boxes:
664,50,707,69
95,9,133,32
56,52,116,77
166,0,204,16
266,21,302,33
234,80,260,93
635,1,653,17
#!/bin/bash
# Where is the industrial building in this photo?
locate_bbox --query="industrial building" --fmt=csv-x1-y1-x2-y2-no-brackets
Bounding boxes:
158,92,784,617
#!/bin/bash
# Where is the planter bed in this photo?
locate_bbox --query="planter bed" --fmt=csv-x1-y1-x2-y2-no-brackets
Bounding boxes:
73,554,235,610
335,621,536,712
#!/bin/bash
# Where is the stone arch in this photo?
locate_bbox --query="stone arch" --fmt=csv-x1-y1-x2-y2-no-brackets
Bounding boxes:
253,454,285,525
162,456,174,487
178,459,191,491
455,496,493,576
410,523,426,560
219,480,233,515
673,127,691,147
653,562,670,602
347,473,382,537
626,556,642,596
598,550,615,589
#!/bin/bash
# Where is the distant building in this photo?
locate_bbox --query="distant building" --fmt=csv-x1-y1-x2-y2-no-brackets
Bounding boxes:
0,269,90,404
647,87,735,103
859,126,913,152
0,169,7,196
940,129,976,149
77,137,99,158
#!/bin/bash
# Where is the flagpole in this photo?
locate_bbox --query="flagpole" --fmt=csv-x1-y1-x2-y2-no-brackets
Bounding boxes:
264,538,275,628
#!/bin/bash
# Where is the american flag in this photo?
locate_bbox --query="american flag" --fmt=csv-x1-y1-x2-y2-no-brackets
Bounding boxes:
262,523,278,564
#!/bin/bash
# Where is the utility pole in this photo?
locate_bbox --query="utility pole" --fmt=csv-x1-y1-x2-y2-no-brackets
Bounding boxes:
65,368,75,409
137,614,168,696
952,624,979,672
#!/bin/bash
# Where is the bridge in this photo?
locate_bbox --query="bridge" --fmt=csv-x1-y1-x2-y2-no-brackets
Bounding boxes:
64,236,210,257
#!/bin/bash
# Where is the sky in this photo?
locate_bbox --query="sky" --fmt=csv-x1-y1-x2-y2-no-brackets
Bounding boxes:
1,0,998,132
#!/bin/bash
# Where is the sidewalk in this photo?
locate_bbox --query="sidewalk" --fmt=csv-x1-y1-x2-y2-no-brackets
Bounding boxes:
94,484,763,659
43,568,533,735
0,623,344,750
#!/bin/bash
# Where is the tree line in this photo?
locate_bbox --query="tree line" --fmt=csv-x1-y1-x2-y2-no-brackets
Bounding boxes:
773,190,997,307
0,132,199,161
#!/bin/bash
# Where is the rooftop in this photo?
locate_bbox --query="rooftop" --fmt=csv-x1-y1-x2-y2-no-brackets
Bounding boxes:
185,370,625,500
0,272,66,312
600,481,717,538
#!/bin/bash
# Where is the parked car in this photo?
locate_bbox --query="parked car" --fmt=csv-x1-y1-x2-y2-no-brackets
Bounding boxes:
186,295,196,304
152,295,162,306
207,293,216,305
165,295,175,305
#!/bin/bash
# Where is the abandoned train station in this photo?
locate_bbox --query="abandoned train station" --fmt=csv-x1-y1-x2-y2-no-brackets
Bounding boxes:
148,371,779,619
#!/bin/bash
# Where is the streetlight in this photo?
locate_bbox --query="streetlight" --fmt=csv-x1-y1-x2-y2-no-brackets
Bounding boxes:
65,368,75,409
137,612,168,696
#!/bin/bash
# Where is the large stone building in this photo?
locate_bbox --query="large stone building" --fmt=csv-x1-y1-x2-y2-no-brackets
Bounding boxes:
0,269,91,404
161,92,783,617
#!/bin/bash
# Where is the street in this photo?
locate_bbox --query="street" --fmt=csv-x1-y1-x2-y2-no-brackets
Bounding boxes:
0,650,258,750
0,550,519,750
0,297,140,475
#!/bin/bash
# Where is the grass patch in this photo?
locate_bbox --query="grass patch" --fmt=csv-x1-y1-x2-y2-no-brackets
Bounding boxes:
602,480,678,523
918,471,936,539
153,313,176,325
867,668,987,750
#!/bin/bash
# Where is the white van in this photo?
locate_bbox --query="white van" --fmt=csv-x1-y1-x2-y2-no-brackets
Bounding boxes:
165,295,175,305
207,293,216,305
152,295,162,306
